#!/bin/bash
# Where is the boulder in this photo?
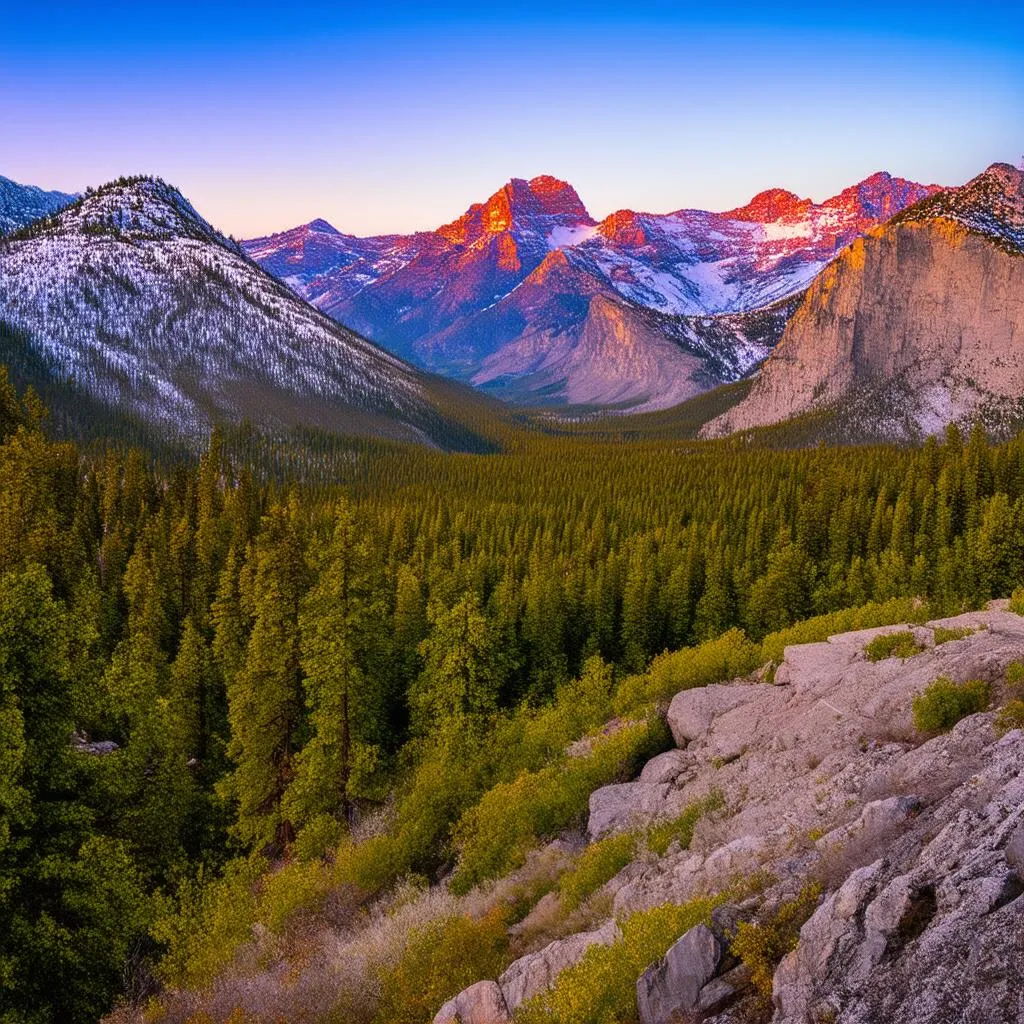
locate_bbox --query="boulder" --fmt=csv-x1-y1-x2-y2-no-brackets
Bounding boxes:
639,749,693,785
636,923,722,1024
588,781,671,838
498,920,618,1012
817,795,922,850
703,834,767,880
666,684,763,747
433,981,510,1024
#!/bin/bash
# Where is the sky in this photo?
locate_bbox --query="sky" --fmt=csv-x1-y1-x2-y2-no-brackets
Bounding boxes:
2,1,1023,238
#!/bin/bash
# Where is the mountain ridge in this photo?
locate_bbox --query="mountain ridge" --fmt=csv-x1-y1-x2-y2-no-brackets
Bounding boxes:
245,170,939,408
0,175,499,451
702,163,1024,441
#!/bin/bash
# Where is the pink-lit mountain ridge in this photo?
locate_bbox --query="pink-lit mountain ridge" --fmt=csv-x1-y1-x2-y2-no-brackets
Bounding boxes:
245,172,939,409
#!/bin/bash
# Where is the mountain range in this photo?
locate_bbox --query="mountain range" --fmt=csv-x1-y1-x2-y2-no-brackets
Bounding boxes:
1,161,1022,449
244,172,938,409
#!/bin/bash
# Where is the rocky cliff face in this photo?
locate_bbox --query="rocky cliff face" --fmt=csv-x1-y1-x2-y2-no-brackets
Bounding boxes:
703,164,1024,439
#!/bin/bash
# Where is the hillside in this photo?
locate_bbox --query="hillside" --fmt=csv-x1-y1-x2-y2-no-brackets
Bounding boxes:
0,173,76,234
0,176,500,451
703,163,1024,440
245,173,936,408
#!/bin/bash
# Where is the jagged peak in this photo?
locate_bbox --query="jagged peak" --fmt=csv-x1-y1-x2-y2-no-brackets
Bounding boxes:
306,217,341,235
438,175,593,244
726,188,813,222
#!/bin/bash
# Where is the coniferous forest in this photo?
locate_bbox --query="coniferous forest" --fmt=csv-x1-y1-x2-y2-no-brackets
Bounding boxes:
3,363,1024,1023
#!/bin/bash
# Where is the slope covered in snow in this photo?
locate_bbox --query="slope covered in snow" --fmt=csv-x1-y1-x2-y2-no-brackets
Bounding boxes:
0,177,491,449
0,174,77,235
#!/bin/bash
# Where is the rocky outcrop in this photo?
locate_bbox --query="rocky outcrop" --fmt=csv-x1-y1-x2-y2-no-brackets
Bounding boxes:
497,920,618,1013
703,163,1024,440
773,726,1024,1024
433,980,510,1024
431,605,1024,1024
636,923,723,1024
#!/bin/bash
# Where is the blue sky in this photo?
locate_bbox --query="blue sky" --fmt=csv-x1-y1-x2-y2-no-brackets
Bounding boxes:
3,1,1022,237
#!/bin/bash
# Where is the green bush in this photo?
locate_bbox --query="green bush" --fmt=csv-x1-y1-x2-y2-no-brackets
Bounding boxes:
758,598,931,665
451,718,668,894
515,898,718,1024
557,832,637,911
152,857,264,989
372,908,510,1024
1010,587,1024,615
932,626,975,646
1007,661,1024,695
614,629,760,715
912,676,990,733
730,883,821,1003
864,630,923,662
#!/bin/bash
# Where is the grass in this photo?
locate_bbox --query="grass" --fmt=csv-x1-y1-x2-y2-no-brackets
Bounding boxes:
932,625,976,646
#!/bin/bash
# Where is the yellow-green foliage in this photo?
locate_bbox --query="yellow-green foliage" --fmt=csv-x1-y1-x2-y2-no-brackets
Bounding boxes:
1010,587,1024,615
614,629,759,715
451,718,668,894
152,857,264,990
514,898,717,1024
758,598,931,665
557,832,637,911
1007,661,1024,695
995,701,1024,734
863,630,924,662
372,907,510,1024
932,625,975,646
995,661,1024,734
912,676,990,733
646,791,725,856
557,793,724,911
730,883,821,1001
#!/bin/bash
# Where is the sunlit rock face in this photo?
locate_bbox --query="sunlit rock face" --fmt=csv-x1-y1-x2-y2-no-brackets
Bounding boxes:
703,164,1024,440
245,171,938,409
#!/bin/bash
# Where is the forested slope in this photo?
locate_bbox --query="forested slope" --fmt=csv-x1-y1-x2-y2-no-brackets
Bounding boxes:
2,367,1024,1022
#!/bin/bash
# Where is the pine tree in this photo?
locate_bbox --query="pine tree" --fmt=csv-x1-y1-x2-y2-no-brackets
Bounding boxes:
221,497,309,853
285,501,385,832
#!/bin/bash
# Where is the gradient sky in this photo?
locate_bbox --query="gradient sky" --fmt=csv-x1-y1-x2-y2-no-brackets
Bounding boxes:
3,1,1022,238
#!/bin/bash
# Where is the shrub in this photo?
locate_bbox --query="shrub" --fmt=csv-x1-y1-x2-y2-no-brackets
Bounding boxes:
450,718,668,894
730,883,821,1003
1010,587,1024,615
557,832,636,911
995,701,1024,735
932,626,975,646
863,630,923,662
1007,661,1024,696
515,898,718,1024
911,676,990,733
758,598,931,665
372,907,510,1024
614,629,760,714
152,857,264,989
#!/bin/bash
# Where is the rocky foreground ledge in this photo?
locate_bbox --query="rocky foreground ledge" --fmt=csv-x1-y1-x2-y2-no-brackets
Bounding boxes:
435,605,1024,1023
